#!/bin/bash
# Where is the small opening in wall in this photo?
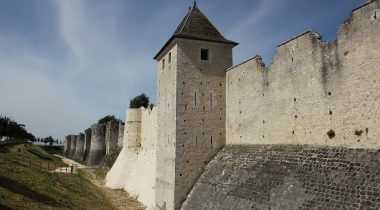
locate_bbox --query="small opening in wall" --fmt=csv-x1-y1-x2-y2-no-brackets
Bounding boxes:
291,57,293,62
294,98,297,102
183,81,185,85
182,144,184,147
201,82,203,85
210,93,213,106
202,119,204,122
292,131,295,134
374,11,377,19
328,92,332,96
203,106,205,110
203,133,205,135
220,133,222,135
220,95,222,98
263,135,264,138
263,120,265,123
201,49,209,61
184,133,187,135
184,119,186,122
220,84,222,87
168,52,171,63
295,115,297,118
240,111,242,114
220,118,222,120
200,69,202,72
220,108,222,110
180,173,182,177
181,92,183,95
194,92,197,106
263,93,264,96
329,110,333,115
187,160,189,163
365,128,369,135
240,136,242,138
162,58,165,69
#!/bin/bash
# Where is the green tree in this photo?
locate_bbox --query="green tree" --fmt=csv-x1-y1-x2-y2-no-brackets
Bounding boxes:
98,115,117,124
129,94,149,109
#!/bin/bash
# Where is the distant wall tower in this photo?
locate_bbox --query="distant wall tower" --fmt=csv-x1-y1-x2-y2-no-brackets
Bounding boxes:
154,3,238,209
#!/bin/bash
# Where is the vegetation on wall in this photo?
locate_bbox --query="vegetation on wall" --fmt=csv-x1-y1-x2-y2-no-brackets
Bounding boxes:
327,129,336,139
129,94,150,109
98,115,118,124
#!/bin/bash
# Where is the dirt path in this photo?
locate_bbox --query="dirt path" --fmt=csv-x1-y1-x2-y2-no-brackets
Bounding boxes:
79,168,145,210
53,154,87,173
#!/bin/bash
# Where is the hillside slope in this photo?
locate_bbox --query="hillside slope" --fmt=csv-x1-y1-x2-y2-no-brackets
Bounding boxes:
0,144,117,210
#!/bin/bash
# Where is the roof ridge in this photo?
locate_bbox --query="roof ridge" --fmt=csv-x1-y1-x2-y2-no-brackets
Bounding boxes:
178,7,193,34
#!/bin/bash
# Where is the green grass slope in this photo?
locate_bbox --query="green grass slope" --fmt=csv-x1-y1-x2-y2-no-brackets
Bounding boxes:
0,144,117,210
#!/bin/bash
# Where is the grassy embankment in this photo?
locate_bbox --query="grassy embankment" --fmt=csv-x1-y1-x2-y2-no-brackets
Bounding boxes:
0,143,117,210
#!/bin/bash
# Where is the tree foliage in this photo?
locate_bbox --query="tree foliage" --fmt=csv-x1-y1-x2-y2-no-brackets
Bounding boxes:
129,94,150,109
98,115,117,124
0,115,36,141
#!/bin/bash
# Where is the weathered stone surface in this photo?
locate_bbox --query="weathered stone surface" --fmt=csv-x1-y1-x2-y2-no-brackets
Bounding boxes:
117,121,125,148
73,133,85,160
182,144,380,210
87,123,106,166
83,128,91,161
106,107,158,208
64,135,71,155
226,0,380,148
69,135,77,158
105,120,120,155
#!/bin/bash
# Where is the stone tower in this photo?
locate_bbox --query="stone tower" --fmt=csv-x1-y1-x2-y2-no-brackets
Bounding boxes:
154,3,238,209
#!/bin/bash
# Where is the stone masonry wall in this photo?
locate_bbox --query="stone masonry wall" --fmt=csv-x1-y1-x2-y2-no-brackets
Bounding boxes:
182,144,380,210
69,135,77,158
174,38,233,208
156,42,177,210
106,107,158,208
87,123,106,166
117,121,124,148
83,128,91,161
105,120,119,155
64,135,71,155
226,0,380,148
73,133,85,160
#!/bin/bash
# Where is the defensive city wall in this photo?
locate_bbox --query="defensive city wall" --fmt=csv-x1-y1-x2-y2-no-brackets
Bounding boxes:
65,1,379,209
106,107,158,207
63,119,124,165
226,1,380,148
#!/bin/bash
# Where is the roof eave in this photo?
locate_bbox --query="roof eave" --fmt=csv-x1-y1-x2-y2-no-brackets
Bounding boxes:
153,35,238,60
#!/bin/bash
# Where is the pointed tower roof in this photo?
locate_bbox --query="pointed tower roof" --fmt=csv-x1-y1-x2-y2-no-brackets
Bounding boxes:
154,3,238,59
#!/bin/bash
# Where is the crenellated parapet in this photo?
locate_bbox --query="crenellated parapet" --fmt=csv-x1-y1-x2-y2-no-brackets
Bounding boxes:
226,0,380,148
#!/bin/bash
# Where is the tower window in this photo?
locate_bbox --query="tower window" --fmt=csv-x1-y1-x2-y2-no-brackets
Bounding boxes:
168,52,171,63
162,58,165,69
201,49,209,61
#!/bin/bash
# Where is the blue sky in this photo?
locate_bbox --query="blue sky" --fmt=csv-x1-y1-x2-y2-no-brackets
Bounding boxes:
0,0,365,139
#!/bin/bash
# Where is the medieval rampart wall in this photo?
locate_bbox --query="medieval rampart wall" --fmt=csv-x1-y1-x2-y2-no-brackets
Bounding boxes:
226,1,380,148
106,107,158,208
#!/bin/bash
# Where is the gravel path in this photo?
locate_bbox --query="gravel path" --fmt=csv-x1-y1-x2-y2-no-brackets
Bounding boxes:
80,168,145,210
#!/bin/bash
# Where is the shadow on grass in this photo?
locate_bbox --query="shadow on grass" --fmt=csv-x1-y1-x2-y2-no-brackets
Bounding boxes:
0,176,68,208
0,203,13,210
0,146,9,153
